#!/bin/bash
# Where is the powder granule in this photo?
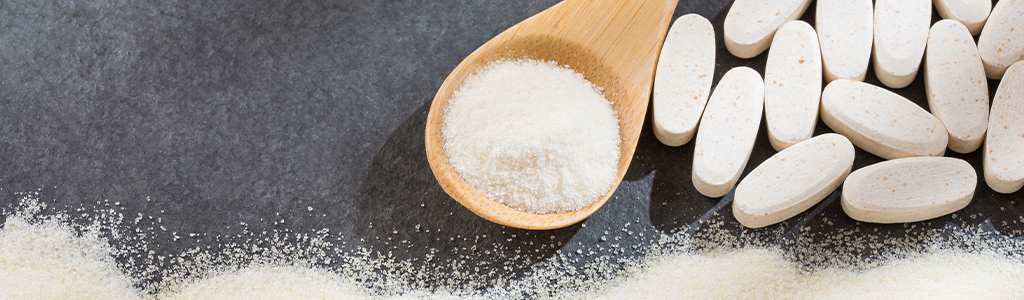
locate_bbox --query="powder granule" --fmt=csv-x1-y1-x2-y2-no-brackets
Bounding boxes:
0,216,142,300
808,251,1024,299
5,198,1024,299
441,59,621,214
157,265,372,300
584,248,806,299
577,248,1024,299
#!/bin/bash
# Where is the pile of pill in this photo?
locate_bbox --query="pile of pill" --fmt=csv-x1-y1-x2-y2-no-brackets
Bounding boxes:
653,0,1024,228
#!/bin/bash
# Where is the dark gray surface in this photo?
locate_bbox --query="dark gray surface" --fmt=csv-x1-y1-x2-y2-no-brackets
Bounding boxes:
1,0,1020,292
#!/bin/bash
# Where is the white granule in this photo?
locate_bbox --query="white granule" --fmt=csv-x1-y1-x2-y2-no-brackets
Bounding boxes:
158,265,372,300
441,59,621,214
4,196,1024,299
0,216,141,300
580,248,1024,299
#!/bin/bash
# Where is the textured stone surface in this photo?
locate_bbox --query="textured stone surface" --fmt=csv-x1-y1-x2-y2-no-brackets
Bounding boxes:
0,0,1018,289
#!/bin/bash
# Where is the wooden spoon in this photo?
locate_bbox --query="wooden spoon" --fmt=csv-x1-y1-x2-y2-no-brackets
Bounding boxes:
424,0,677,230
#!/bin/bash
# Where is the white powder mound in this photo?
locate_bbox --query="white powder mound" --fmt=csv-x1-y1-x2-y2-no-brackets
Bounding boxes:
441,59,621,214
586,248,804,299
581,248,1024,299
157,265,372,300
0,216,142,300
811,251,1024,299
6,197,1024,300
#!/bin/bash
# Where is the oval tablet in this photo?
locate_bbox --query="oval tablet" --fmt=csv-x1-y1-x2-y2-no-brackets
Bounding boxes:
873,0,931,88
821,80,948,159
842,157,976,224
653,14,716,147
693,67,764,198
765,21,821,150
934,0,992,36
925,20,990,154
817,0,873,82
734,134,854,228
724,0,812,59
978,0,1024,79
984,62,1024,194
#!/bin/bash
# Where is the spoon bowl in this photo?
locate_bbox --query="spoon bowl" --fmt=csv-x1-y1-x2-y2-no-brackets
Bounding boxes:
425,0,677,230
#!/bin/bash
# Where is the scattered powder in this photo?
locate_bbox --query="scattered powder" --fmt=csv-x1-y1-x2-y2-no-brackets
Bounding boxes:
441,59,621,214
4,195,1024,299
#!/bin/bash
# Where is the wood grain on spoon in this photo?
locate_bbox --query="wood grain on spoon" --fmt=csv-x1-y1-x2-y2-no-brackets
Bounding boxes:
424,0,677,230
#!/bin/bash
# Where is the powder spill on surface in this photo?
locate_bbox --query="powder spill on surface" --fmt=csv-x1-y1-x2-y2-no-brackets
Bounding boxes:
441,59,621,214
3,195,1024,299
580,248,1024,299
0,199,142,300
157,265,372,300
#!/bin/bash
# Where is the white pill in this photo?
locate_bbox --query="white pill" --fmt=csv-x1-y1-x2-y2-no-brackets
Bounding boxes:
978,0,1024,80
821,80,948,159
842,157,976,224
692,67,764,198
925,20,990,154
984,61,1024,194
934,0,992,35
873,0,931,88
816,0,873,82
734,134,854,228
765,21,821,151
724,0,812,59
653,14,716,147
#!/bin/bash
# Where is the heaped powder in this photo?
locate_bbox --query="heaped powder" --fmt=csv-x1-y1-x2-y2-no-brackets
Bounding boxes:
3,196,1024,299
441,59,621,214
158,265,372,300
0,214,141,300
580,248,1024,299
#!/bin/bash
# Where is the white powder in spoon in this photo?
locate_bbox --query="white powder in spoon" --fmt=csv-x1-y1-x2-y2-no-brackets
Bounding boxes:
441,59,621,214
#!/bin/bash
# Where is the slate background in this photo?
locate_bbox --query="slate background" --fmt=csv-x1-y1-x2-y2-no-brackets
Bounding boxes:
0,0,1019,291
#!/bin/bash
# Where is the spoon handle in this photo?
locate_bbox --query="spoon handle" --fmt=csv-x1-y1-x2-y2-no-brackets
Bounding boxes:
520,0,678,89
